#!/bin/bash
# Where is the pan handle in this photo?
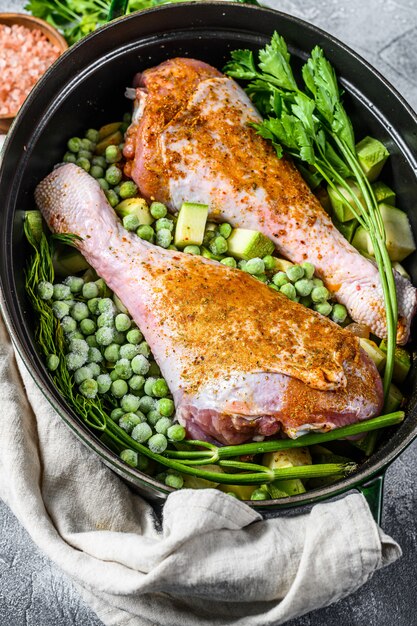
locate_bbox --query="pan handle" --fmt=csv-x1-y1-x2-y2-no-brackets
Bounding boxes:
357,473,385,524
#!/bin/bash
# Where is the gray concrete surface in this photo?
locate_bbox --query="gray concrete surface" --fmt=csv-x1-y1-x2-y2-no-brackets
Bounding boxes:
1,0,417,624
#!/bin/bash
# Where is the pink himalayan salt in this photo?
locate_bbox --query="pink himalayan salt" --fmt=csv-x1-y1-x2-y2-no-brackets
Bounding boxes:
0,23,61,116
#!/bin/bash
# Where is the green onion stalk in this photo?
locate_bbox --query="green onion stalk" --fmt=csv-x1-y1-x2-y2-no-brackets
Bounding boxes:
23,214,404,485
224,35,398,403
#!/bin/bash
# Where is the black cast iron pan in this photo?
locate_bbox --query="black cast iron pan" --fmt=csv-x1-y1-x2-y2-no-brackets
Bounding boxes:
0,2,416,521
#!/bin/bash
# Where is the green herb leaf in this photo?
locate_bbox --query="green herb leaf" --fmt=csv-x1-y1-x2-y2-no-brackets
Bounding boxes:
258,32,298,91
223,49,258,81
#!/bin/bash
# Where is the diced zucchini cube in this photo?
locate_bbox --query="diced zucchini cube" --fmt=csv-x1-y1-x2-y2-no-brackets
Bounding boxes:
372,181,396,206
95,130,123,155
392,261,411,281
356,136,389,182
351,225,369,252
174,202,209,247
227,228,274,260
359,338,387,372
218,484,256,500
271,257,294,272
328,179,365,222
385,383,404,413
115,198,153,225
367,203,416,262
262,448,311,497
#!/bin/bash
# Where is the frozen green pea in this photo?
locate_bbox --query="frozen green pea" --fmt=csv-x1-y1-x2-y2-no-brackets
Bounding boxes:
104,343,120,362
114,358,132,380
128,374,145,392
97,373,112,394
110,408,124,421
218,223,232,239
314,302,332,316
168,245,178,251
105,189,119,207
167,424,186,442
311,286,330,303
144,376,158,396
131,354,150,375
86,335,98,348
60,315,77,334
105,165,122,185
280,283,297,300
184,245,201,255
97,312,115,328
66,330,84,341
98,297,116,314
113,294,129,314
113,184,121,196
119,181,138,199
301,261,315,280
86,128,99,143
63,275,84,294
150,201,167,219
95,326,115,346
46,354,59,372
92,155,106,168
98,180,109,193
119,343,139,360
131,422,152,443
203,230,215,246
165,473,183,489
76,157,90,172
138,396,156,414
263,255,276,271
331,304,348,324
86,362,100,378
37,281,53,300
90,165,104,179
74,366,91,384
126,328,143,345
63,151,76,163
78,149,93,160
66,352,87,371
294,278,314,297
105,145,122,164
255,274,267,283
113,331,126,345
67,137,81,153
80,318,96,335
155,417,172,435
136,224,154,242
220,257,237,268
109,369,119,381
119,412,143,434
155,217,174,232
244,257,265,275
81,137,95,151
111,379,128,398
155,228,172,248
272,271,289,287
269,284,279,292
87,347,103,364
82,282,99,299
53,283,71,300
120,394,140,413
137,341,151,358
120,449,138,468
286,265,304,282
209,235,228,256
157,398,175,418
79,378,98,399
115,313,131,332
147,409,162,426
69,338,89,356
312,277,323,288
87,297,100,315
238,260,247,270
152,378,169,398
71,302,89,321
123,214,140,232
148,433,167,454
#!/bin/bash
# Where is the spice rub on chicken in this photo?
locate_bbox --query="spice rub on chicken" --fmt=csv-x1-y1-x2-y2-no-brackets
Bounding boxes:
35,164,383,445
123,57,417,345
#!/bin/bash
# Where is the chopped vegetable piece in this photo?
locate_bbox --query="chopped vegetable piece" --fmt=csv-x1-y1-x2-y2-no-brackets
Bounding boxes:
356,136,389,182
150,201,167,219
120,449,138,468
366,204,416,262
379,340,411,384
165,472,184,489
328,179,365,222
115,198,153,225
46,354,59,371
131,422,152,443
226,228,275,260
359,338,387,372
95,130,123,155
332,216,358,243
174,202,209,247
384,383,403,413
372,181,396,206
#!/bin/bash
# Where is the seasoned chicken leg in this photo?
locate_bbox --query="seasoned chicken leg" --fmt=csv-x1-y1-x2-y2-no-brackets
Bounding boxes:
123,58,417,345
35,164,383,444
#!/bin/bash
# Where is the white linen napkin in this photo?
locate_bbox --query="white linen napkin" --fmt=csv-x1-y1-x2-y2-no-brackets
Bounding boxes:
0,309,400,626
